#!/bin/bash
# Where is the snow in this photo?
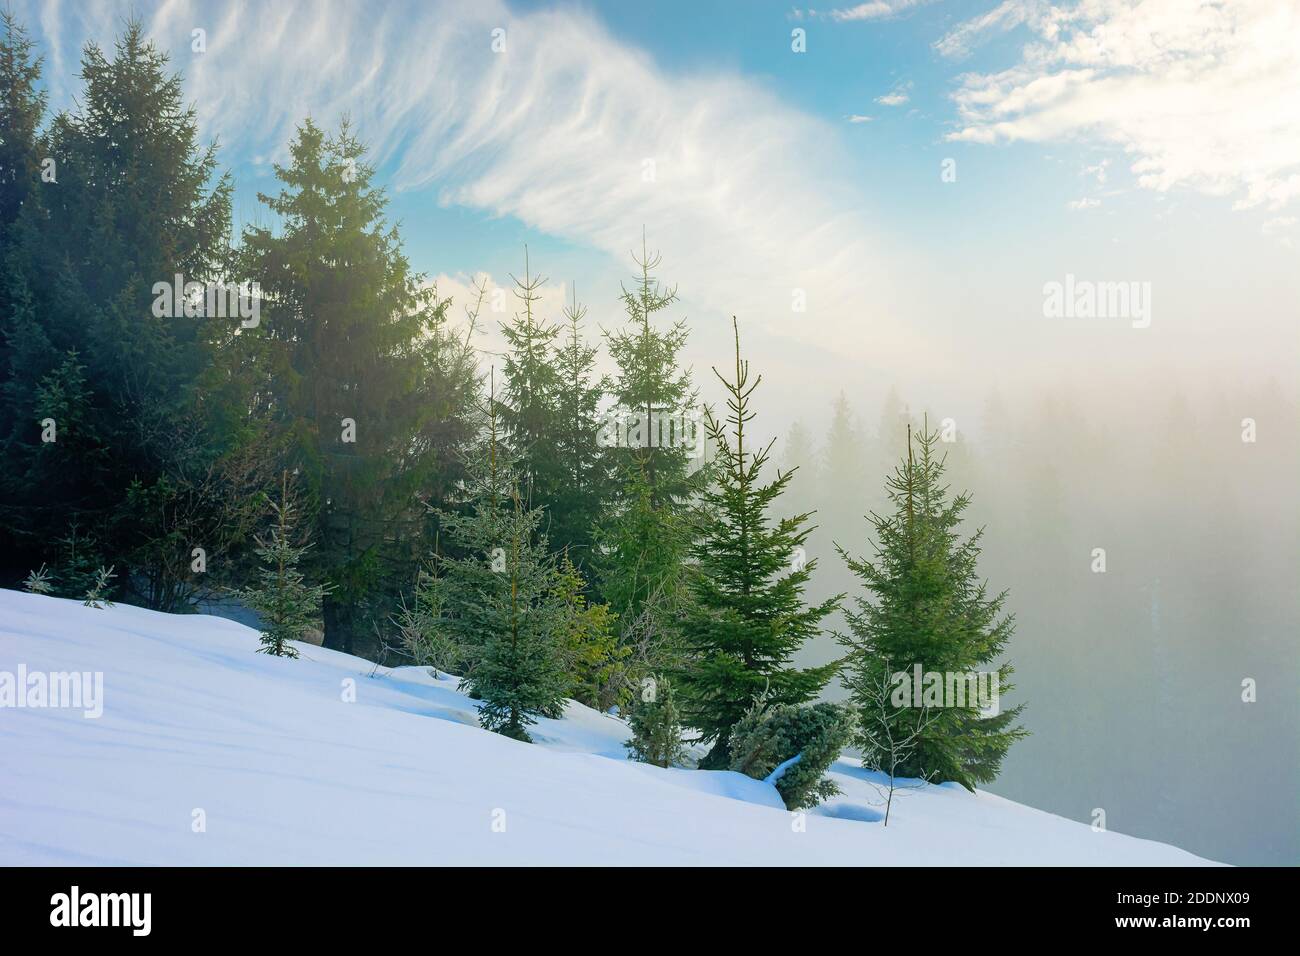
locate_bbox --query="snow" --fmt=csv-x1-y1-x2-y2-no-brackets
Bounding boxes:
0,590,1218,865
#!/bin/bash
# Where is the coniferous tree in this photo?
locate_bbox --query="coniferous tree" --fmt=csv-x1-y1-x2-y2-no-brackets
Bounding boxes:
727,697,852,809
499,250,565,519
426,380,567,741
22,564,52,594
549,286,613,568
0,10,44,248
0,9,46,371
596,241,699,668
82,565,117,609
836,421,1027,790
624,675,688,768
676,319,841,768
238,473,330,659
602,238,697,512
392,559,459,678
242,118,476,654
777,420,819,518
0,18,266,605
552,552,625,711
820,392,868,540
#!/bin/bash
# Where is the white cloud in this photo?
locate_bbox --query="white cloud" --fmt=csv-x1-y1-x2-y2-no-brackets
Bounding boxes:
1082,160,1110,185
933,0,1051,58
942,0,1300,212
846,114,874,123
821,1,935,22
875,81,912,106
1066,197,1100,210
19,0,920,365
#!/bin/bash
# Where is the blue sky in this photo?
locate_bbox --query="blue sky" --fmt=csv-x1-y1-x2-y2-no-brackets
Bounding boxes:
15,0,1300,434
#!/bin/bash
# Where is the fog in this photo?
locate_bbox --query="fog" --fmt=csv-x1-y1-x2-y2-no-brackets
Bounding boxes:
735,375,1299,865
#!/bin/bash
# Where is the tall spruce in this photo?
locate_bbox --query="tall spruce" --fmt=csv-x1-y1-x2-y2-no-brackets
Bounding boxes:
676,319,841,769
596,241,697,633
1,18,247,606
836,421,1027,790
603,238,696,509
548,285,613,568
499,251,561,491
241,118,476,654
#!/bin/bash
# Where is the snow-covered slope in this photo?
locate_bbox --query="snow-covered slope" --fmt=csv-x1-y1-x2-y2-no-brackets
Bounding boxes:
0,590,1216,865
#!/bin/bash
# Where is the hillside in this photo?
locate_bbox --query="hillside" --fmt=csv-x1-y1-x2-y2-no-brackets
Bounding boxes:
0,590,1216,866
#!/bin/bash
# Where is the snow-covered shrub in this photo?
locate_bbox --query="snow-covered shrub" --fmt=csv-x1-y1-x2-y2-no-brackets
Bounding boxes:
728,700,852,809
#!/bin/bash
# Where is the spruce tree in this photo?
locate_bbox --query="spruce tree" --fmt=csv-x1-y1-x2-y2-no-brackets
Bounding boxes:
22,564,52,594
238,474,330,659
552,552,625,711
596,241,698,652
427,380,567,741
82,565,117,609
0,10,44,241
777,420,820,519
392,560,459,678
0,17,263,608
548,286,613,568
624,675,687,768
819,392,868,542
602,238,697,511
241,118,476,654
499,250,564,520
836,421,1027,790
676,319,841,769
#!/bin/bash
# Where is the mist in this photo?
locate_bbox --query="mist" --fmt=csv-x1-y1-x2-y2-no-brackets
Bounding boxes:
745,375,1299,865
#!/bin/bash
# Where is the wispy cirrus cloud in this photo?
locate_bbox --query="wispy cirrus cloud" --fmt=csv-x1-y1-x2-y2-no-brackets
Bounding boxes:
17,0,920,366
942,0,1300,213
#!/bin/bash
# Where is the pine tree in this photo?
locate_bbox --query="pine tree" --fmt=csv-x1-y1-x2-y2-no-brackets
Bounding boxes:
602,237,697,512
499,249,564,520
552,553,625,711
624,675,687,768
82,565,117,609
392,560,459,678
427,379,568,741
241,117,477,654
596,240,698,662
777,420,819,519
22,564,52,594
0,10,45,241
49,522,104,600
836,420,1027,790
238,474,330,659
549,285,613,568
676,319,841,769
0,18,259,608
820,392,869,539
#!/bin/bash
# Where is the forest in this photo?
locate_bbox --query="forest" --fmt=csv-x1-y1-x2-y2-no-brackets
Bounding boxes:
1,11,1294,867
0,13,1030,806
